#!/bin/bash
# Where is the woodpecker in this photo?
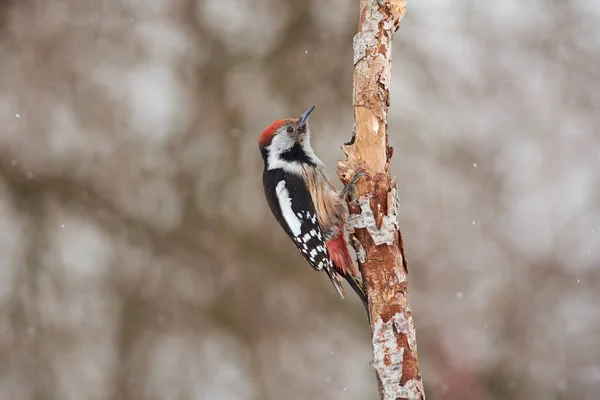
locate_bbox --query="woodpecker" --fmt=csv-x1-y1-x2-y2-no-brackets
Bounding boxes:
259,105,368,310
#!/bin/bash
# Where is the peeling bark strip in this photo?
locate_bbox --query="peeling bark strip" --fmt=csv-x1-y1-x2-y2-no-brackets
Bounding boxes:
337,0,425,399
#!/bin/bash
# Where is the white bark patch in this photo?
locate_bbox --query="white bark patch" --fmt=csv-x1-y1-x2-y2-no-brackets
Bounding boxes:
353,237,367,263
382,17,396,32
394,265,407,287
347,188,399,246
353,0,384,65
372,315,425,400
397,379,426,400
379,62,392,91
372,316,404,400
392,312,418,353
275,180,302,236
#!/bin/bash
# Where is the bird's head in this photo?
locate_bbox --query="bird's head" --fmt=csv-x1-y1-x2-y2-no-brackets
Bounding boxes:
258,105,316,158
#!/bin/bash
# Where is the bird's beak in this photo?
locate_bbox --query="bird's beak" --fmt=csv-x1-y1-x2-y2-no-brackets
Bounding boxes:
298,105,316,128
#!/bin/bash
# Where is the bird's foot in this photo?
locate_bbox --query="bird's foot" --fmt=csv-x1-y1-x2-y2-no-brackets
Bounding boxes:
341,168,367,207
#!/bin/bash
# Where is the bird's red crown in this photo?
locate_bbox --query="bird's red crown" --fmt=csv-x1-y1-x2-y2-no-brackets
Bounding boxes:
258,119,287,149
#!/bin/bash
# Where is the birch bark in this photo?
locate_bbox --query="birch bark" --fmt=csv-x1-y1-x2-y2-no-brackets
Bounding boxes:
337,1,425,399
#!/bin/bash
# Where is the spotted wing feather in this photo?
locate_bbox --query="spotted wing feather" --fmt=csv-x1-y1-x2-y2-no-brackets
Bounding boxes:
263,168,345,297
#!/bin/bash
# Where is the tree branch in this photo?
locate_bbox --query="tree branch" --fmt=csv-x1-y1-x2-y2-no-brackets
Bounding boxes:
337,1,425,399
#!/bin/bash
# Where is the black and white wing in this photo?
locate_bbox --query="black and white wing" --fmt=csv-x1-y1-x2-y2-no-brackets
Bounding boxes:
263,168,345,297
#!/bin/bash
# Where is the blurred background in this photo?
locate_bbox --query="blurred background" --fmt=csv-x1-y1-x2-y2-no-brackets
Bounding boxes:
1,0,599,399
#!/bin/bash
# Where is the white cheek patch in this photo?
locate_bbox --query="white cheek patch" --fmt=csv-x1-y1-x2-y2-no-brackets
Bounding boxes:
275,180,302,237
267,132,304,175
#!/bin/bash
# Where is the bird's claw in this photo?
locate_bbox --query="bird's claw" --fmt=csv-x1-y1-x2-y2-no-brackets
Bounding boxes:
349,195,362,208
349,169,367,185
342,168,368,206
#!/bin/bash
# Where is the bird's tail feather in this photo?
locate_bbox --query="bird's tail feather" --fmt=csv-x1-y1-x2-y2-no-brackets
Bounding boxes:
325,234,369,314
342,271,368,313
324,266,346,299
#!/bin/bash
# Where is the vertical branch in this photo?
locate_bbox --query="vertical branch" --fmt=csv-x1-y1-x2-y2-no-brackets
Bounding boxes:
337,1,425,399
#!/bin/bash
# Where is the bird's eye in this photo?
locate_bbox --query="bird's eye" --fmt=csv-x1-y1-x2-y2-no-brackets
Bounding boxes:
286,127,294,134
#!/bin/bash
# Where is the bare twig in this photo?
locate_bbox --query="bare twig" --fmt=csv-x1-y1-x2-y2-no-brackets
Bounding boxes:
337,1,425,399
